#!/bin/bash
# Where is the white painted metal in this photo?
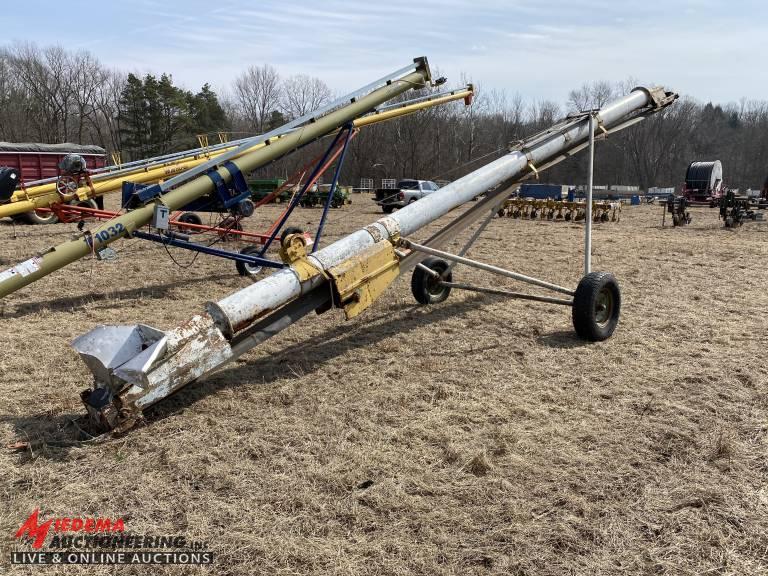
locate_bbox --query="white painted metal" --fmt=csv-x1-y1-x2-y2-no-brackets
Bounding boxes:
585,113,596,275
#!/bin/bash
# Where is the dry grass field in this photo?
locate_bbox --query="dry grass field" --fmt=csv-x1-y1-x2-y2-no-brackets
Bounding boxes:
0,195,767,575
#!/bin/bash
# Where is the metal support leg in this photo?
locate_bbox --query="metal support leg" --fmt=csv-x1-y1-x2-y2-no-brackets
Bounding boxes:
585,112,596,275
131,230,284,269
439,282,572,305
399,183,519,273
259,127,349,256
446,206,497,273
313,125,355,252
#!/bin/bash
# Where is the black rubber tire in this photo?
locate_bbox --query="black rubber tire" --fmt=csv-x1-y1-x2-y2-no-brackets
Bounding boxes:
178,212,203,234
70,198,98,210
382,205,394,214
411,257,452,305
20,209,58,225
572,272,621,341
280,226,304,246
178,212,202,224
236,246,263,277
178,212,202,226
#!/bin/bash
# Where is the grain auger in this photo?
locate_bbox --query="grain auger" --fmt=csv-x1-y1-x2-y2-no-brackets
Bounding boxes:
0,59,477,299
499,198,621,222
69,83,678,434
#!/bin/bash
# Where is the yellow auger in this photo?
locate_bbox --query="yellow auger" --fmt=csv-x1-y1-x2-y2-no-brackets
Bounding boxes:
0,85,474,223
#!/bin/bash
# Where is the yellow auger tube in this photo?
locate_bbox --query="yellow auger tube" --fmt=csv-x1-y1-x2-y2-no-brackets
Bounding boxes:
0,142,264,219
0,68,431,299
0,87,472,221
353,88,472,128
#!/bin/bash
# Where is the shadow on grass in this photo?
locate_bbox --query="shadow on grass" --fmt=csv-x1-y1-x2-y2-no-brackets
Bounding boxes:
3,296,491,461
144,293,501,426
537,330,590,349
5,292,582,458
1,410,99,463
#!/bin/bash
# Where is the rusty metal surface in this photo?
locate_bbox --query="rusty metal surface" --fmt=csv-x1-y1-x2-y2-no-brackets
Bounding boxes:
72,324,166,391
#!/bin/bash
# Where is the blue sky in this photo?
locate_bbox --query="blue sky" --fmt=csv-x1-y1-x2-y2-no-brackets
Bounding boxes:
7,0,768,105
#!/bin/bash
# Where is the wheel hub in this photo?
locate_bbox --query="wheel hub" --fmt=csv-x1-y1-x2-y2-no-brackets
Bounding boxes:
595,289,613,326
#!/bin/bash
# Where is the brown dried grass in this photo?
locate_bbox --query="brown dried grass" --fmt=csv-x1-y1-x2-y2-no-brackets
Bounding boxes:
0,196,767,575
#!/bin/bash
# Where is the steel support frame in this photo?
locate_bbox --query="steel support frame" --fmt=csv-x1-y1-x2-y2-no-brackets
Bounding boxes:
130,231,284,269
313,124,355,252
125,124,356,269
398,181,578,306
257,124,356,257
401,238,576,298
401,109,598,308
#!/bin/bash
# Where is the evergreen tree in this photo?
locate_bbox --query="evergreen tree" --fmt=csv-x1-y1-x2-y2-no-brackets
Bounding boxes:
117,73,149,160
190,83,228,134
117,74,227,159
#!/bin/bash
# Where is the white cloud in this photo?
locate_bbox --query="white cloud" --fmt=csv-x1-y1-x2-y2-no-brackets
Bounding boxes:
7,0,767,105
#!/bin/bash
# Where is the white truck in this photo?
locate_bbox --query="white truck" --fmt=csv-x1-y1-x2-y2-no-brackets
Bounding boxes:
374,179,440,213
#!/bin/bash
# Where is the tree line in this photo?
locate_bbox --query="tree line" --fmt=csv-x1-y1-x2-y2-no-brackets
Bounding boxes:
1,42,766,190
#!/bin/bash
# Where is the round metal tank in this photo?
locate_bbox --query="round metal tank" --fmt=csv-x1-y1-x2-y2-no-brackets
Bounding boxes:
685,160,722,193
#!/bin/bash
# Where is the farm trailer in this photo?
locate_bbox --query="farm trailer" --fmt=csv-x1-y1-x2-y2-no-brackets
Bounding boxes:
0,142,107,223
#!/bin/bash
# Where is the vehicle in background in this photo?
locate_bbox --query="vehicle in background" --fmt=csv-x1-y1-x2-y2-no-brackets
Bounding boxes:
0,142,107,223
374,179,440,213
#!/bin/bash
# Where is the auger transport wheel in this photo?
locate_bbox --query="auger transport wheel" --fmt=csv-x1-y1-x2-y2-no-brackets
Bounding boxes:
572,271,621,341
411,257,452,305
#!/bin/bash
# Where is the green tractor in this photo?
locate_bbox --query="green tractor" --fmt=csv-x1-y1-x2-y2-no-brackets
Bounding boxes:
248,178,293,203
300,184,352,208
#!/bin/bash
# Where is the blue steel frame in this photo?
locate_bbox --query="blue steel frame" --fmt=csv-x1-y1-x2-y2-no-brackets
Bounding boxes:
131,230,284,269
129,124,356,269
256,123,354,257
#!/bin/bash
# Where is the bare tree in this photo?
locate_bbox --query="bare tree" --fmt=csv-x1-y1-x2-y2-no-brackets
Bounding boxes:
233,64,281,133
90,69,126,152
281,74,331,119
567,80,614,113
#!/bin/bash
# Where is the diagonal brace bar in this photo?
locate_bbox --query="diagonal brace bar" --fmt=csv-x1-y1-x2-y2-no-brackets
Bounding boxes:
400,239,575,296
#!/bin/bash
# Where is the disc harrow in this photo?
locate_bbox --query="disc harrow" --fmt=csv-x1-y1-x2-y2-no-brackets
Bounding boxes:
498,198,621,222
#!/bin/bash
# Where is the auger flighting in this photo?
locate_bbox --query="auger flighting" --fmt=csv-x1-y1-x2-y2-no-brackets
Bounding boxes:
71,83,678,433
